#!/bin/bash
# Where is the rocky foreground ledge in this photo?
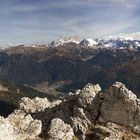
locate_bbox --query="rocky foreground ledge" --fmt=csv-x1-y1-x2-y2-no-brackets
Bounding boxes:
0,82,140,140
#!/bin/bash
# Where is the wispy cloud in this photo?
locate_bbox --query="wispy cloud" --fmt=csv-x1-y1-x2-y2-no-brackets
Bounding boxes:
0,0,139,44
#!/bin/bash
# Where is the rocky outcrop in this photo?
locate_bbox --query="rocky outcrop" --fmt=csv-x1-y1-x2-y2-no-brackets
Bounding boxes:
51,36,80,47
0,82,140,140
47,118,74,140
0,110,42,140
19,97,62,113
78,83,101,107
98,82,140,131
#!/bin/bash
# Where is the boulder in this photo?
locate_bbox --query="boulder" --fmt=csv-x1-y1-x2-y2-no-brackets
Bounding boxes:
70,107,91,139
0,110,42,140
20,97,61,113
48,118,74,140
19,97,51,113
99,82,138,127
78,83,101,108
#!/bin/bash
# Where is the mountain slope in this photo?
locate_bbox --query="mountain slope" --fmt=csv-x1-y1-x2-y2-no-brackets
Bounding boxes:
0,43,139,96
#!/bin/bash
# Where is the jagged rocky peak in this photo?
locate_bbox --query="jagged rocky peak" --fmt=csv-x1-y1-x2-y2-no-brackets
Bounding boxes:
51,35,80,47
19,97,62,113
0,82,140,139
78,83,101,107
99,33,140,49
107,82,137,100
48,118,74,140
0,110,42,140
79,38,98,47
19,97,51,113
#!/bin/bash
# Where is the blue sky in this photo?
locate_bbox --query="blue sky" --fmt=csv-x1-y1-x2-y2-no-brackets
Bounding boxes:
0,0,139,44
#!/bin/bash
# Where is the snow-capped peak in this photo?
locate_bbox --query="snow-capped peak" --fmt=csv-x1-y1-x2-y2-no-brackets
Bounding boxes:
79,38,98,47
99,33,140,49
119,36,133,41
103,32,140,41
0,43,15,50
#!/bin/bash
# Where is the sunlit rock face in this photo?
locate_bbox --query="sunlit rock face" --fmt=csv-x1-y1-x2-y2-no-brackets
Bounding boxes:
99,82,138,126
0,84,8,92
0,110,42,140
80,38,98,47
51,36,80,47
47,118,74,140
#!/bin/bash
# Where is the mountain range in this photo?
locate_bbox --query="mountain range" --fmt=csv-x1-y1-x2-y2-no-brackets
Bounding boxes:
50,33,140,49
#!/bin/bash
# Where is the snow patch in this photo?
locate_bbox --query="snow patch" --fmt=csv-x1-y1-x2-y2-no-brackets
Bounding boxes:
80,38,98,47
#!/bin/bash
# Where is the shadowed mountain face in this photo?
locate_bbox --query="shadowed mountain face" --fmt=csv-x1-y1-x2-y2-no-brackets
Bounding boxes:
0,45,99,85
0,44,139,95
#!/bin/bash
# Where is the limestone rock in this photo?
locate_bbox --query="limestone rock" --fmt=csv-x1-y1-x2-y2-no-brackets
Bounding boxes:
20,97,62,113
0,110,42,140
70,107,91,139
78,83,101,108
48,118,74,140
0,117,14,140
99,82,138,127
19,97,51,113
86,122,139,140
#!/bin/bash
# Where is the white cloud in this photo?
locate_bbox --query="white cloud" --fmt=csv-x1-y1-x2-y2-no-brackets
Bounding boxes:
62,15,137,38
0,0,139,43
